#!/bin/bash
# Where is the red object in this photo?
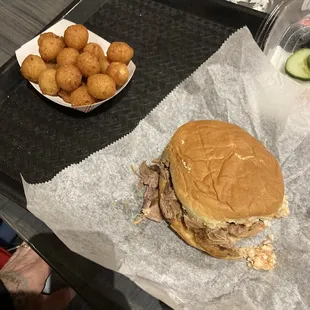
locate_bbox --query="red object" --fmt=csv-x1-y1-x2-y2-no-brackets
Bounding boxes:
300,18,310,26
0,247,12,269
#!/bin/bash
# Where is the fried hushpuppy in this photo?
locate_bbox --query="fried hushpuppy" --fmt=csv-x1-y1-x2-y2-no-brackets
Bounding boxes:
38,32,58,46
107,42,134,64
64,24,88,50
56,48,79,66
20,54,47,83
70,85,97,106
39,36,65,62
55,65,82,92
39,68,59,96
98,56,110,74
83,43,105,59
87,74,116,100
76,52,100,77
106,62,129,87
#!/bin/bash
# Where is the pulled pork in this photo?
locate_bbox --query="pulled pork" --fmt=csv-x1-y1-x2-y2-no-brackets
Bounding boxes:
138,159,183,222
138,161,162,222
137,159,269,265
158,161,182,220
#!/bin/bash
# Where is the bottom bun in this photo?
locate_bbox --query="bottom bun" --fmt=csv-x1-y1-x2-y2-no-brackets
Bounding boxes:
169,219,242,260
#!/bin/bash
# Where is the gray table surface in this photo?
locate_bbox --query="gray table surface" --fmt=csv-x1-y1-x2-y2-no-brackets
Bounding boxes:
0,0,73,67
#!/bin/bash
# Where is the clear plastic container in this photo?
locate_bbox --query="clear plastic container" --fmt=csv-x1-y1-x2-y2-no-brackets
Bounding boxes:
257,0,310,74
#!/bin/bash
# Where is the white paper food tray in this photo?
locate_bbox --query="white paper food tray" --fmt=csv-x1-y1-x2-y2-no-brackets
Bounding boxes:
15,19,136,113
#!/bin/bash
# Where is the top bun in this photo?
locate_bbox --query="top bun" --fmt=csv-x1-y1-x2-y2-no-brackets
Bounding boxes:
165,120,284,227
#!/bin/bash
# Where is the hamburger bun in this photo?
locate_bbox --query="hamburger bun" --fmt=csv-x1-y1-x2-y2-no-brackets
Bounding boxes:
165,120,284,228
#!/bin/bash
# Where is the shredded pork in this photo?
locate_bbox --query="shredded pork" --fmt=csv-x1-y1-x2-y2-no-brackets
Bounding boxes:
138,161,162,222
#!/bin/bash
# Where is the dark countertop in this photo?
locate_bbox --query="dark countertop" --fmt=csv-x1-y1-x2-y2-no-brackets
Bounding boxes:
0,1,267,309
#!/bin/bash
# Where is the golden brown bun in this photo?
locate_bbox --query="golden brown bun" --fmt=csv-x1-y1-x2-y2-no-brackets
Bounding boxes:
166,120,284,227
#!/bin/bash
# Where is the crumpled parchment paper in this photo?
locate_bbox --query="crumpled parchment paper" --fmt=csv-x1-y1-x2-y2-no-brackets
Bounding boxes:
23,28,310,310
